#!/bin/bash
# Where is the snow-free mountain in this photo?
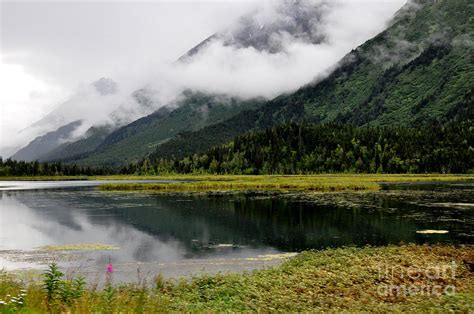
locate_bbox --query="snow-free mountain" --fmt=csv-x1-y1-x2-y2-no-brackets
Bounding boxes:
11,0,343,164
10,0,473,168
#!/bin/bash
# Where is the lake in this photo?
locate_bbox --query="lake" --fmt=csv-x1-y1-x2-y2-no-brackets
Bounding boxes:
0,180,472,283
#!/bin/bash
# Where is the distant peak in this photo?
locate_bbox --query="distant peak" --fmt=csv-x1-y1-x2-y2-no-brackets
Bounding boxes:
92,77,118,95
179,0,327,61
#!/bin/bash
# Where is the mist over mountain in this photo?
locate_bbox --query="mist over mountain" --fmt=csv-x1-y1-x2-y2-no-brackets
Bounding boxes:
11,121,82,162
93,78,118,96
180,0,327,60
9,77,156,161
25,77,120,132
169,0,404,99
149,0,474,161
5,0,405,162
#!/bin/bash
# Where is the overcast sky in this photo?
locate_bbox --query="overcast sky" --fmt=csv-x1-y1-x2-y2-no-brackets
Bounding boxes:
0,1,253,146
0,0,406,156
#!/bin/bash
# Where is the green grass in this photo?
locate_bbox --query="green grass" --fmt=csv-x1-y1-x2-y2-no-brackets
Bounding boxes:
99,175,381,192
1,245,473,312
97,174,474,192
1,174,472,192
38,243,119,251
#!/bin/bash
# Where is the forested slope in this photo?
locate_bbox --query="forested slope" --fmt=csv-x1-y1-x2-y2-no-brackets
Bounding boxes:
62,92,264,166
151,0,474,160
140,121,474,175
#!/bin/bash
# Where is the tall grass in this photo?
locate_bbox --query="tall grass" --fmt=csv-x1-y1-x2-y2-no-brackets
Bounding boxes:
1,245,473,312
98,174,474,192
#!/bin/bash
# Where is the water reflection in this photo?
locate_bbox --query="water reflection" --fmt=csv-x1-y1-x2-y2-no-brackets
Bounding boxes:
1,182,473,271
0,192,185,264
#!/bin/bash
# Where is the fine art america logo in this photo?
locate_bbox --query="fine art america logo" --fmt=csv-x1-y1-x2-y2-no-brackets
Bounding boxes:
377,262,457,297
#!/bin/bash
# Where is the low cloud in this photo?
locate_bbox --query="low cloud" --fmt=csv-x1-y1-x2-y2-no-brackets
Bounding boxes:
0,0,406,157
148,0,407,99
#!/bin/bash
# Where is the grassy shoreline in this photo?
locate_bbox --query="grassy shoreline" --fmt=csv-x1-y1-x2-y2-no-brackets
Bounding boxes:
99,175,381,192
1,245,473,312
98,174,473,192
1,174,472,192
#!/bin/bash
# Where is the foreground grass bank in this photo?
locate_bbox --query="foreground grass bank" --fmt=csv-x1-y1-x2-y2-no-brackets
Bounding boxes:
98,174,474,192
1,245,473,312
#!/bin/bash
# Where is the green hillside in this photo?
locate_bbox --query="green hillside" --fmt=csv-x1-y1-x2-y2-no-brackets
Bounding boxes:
299,0,474,125
67,91,264,166
39,124,115,162
150,0,473,160
11,121,82,162
144,120,473,175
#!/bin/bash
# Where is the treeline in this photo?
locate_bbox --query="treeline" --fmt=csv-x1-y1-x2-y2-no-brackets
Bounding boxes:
0,158,114,177
126,121,473,175
4,121,473,177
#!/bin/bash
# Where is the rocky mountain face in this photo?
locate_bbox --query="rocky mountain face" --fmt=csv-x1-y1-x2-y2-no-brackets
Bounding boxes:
180,0,327,61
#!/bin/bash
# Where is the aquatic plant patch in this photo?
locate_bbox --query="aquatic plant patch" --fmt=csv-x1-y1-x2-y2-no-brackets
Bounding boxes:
38,243,119,251
97,174,474,193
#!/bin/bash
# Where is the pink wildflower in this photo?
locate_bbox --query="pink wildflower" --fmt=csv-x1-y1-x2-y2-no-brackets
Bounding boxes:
106,263,113,273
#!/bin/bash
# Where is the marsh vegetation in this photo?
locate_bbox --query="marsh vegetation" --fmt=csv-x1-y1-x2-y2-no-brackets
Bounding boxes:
1,245,473,312
98,174,473,192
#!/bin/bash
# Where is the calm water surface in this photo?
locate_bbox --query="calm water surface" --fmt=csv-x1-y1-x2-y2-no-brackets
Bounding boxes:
0,180,472,281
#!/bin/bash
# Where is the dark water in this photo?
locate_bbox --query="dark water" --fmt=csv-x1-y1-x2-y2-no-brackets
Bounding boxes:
0,180,473,276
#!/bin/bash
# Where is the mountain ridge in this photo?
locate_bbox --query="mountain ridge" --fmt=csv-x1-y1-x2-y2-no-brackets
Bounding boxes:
11,0,331,163
58,92,265,166
11,120,83,162
12,0,473,167
148,0,474,161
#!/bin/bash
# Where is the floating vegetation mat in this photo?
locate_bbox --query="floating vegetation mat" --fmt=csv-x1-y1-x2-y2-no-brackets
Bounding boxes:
245,252,299,261
38,243,119,251
416,230,450,234
98,174,474,193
